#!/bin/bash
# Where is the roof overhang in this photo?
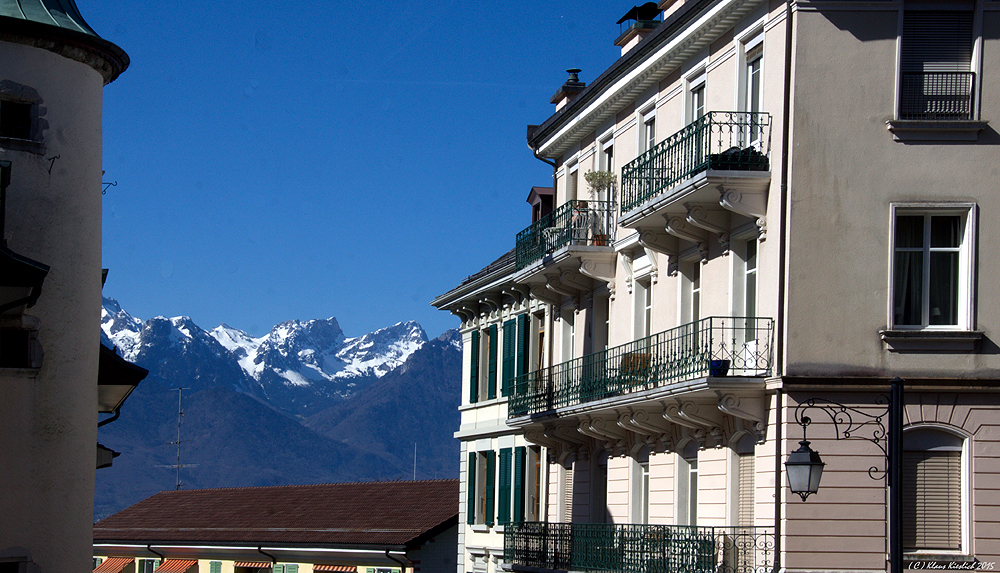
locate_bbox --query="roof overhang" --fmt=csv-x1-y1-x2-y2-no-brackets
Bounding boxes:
529,0,765,159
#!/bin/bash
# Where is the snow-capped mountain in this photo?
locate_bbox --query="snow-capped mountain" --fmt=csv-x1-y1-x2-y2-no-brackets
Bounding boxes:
100,297,429,414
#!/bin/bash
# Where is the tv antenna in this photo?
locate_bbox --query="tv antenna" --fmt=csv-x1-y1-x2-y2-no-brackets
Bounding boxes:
157,387,197,489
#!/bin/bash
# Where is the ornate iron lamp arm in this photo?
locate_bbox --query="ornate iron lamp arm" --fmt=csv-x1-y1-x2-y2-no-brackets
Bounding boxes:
792,395,890,481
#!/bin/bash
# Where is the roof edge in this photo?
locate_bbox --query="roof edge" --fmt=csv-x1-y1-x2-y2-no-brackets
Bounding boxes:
0,16,129,84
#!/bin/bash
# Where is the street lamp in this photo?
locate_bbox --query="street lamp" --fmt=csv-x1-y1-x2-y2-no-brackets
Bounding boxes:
784,439,824,501
784,377,904,573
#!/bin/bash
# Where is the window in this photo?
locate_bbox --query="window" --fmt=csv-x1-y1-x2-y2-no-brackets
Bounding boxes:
566,161,579,202
641,109,656,153
467,450,496,526
681,262,702,324
0,100,31,140
903,427,966,553
891,206,975,330
732,433,756,527
601,138,614,174
593,451,609,524
273,566,298,573
634,278,652,340
137,560,160,573
498,447,512,525
631,447,650,524
742,34,764,146
468,330,480,403
512,445,543,522
210,563,221,573
898,1,976,121
676,441,699,525
689,72,706,122
561,311,575,362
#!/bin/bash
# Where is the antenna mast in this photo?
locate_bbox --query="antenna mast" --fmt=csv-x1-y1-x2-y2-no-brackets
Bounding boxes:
158,387,197,489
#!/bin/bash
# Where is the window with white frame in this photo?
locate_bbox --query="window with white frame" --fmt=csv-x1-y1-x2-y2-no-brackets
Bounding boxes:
890,205,975,330
631,447,651,524
467,450,495,526
742,33,764,147
561,310,575,362
688,72,706,123
566,161,579,202
732,433,756,527
903,427,966,553
641,108,656,154
898,0,978,121
634,278,652,340
681,262,702,324
592,450,609,524
676,441,699,525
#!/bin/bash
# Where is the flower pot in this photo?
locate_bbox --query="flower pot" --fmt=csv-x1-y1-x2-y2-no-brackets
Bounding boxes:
709,359,730,377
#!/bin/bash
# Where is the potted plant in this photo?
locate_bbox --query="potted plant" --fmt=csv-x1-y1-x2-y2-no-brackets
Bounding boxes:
583,170,616,245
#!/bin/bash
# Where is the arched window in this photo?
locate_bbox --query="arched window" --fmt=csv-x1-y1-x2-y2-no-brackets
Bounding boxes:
903,427,965,553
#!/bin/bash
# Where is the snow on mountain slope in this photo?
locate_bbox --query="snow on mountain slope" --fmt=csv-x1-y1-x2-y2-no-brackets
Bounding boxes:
101,297,143,360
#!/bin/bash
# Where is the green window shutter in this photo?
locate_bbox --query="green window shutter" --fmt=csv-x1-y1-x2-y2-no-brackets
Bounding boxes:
517,314,528,375
467,452,477,524
498,448,512,524
485,450,496,526
367,569,375,573
501,320,516,397
210,563,221,573
273,565,283,573
285,565,297,573
469,330,480,403
487,325,498,399
513,446,526,522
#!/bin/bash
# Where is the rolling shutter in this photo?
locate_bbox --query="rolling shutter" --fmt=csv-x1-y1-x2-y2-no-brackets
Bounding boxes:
738,452,755,527
901,10,973,73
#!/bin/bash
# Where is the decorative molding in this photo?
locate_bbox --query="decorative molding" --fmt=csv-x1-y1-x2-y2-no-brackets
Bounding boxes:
685,203,730,255
665,215,708,262
717,393,766,440
879,329,983,352
886,120,988,142
719,188,767,241
528,284,561,307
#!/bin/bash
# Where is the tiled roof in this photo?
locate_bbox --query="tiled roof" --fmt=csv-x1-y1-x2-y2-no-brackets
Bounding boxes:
93,480,458,548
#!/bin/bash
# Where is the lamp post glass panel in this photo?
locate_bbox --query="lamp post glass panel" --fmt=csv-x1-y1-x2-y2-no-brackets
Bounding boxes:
785,439,825,501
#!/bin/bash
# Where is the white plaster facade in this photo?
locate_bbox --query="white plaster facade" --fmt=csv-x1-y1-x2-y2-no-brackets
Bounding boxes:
435,0,1000,572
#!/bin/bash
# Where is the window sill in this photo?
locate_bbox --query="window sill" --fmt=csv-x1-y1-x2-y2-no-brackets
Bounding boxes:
0,136,45,155
880,329,982,352
886,119,988,142
470,524,491,533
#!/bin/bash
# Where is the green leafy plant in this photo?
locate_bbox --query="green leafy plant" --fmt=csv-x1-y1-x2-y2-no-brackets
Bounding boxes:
584,169,616,201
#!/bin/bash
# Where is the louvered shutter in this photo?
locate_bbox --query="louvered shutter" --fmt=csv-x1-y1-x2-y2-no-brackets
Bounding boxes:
738,452,755,527
517,314,528,375
513,446,526,523
469,331,480,403
273,565,283,573
286,566,297,573
210,563,221,573
498,448,512,524
487,325,498,399
485,450,496,526
903,450,962,550
467,452,477,524
562,465,574,523
501,320,516,397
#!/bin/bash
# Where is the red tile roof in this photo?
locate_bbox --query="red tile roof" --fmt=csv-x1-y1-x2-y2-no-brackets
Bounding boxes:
93,479,458,548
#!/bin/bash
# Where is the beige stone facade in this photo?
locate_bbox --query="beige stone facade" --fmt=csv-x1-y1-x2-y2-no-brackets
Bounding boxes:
435,0,1000,572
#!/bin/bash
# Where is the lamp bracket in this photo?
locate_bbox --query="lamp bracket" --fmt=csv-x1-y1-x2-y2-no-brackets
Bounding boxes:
794,395,890,482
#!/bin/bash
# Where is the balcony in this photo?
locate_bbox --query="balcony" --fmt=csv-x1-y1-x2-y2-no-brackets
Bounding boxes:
619,112,771,236
899,71,975,121
513,199,616,303
504,522,775,573
515,199,615,271
509,317,773,419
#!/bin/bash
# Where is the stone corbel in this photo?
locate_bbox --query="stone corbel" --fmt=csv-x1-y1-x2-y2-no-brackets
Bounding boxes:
580,259,615,299
619,410,672,451
479,294,501,318
547,424,590,448
529,284,561,307
719,188,767,241
578,418,626,454
524,428,561,450
621,251,634,295
685,203,730,255
560,268,593,292
675,400,725,447
662,401,703,431
717,393,767,442
665,215,708,263
545,273,579,311
637,229,679,277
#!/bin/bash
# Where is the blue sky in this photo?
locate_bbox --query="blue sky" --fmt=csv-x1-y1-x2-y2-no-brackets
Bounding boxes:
86,1,628,339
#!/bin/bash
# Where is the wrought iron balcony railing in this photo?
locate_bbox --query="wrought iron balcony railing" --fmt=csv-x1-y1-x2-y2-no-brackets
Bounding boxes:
515,199,615,271
620,111,772,214
504,522,775,573
899,71,975,121
509,317,773,418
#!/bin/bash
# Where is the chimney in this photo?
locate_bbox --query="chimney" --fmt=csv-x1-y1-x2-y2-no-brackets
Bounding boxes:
615,2,662,56
550,68,586,111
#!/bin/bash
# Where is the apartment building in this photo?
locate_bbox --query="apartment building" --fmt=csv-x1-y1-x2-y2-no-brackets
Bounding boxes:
435,0,1000,572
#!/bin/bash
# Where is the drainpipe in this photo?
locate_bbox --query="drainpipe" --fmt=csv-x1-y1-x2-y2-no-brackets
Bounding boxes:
146,545,165,561
98,408,121,427
257,547,277,566
773,1,795,571
385,550,412,573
